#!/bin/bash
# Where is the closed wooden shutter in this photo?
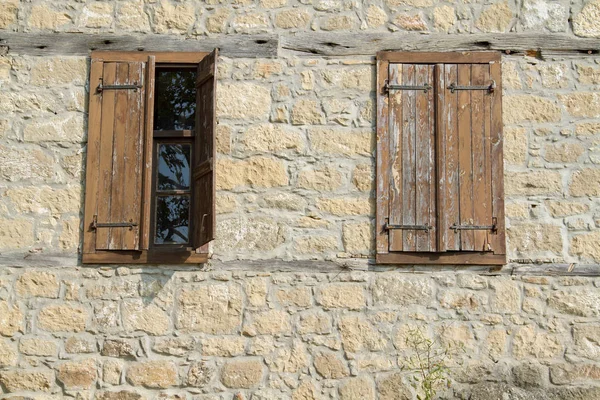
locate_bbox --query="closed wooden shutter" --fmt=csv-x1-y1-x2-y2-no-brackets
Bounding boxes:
192,48,218,250
376,52,505,265
83,59,146,252
387,63,437,252
437,63,505,254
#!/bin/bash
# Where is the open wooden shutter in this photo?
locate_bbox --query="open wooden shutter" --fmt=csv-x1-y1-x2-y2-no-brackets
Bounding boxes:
192,49,218,250
437,62,505,254
83,59,146,252
387,63,437,252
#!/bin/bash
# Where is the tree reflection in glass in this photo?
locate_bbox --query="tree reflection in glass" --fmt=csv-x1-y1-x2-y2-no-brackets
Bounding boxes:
157,144,191,190
155,196,189,244
154,68,196,131
154,144,191,245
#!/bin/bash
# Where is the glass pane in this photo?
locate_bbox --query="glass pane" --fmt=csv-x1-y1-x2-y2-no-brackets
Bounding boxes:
154,68,196,131
155,195,190,244
157,144,191,191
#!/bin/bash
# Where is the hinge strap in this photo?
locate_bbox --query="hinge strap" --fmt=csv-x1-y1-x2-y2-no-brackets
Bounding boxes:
97,83,142,93
451,217,497,232
92,215,138,230
448,80,496,93
384,80,432,93
385,223,431,231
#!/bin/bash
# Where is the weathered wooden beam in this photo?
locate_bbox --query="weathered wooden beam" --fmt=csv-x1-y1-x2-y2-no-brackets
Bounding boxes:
281,32,600,56
0,32,279,58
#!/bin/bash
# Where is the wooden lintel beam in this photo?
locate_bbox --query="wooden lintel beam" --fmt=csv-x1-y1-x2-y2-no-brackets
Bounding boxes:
0,32,279,58
281,32,600,56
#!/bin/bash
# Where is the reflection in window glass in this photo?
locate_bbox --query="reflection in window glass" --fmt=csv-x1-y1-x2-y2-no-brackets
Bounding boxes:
157,144,191,191
154,68,196,131
155,195,190,244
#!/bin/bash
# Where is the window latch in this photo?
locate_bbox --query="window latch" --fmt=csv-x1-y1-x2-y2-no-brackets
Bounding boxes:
447,80,496,93
91,215,138,231
450,218,497,232
384,80,432,94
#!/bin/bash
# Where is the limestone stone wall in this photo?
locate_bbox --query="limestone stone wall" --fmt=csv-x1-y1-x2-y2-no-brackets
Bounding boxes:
0,268,599,399
2,51,600,263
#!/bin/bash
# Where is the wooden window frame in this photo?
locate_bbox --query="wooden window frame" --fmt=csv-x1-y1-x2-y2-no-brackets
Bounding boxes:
376,51,506,266
82,51,212,264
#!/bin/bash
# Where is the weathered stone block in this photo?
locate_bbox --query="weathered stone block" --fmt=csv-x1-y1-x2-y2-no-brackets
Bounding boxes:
243,309,291,336
339,376,376,400
507,223,562,254
559,93,600,118
220,359,263,388
38,304,88,332
503,95,561,123
573,0,600,37
570,168,600,197
243,124,304,153
309,128,373,156
297,166,342,191
0,370,54,392
19,338,57,356
476,2,513,32
316,197,372,216
571,231,600,262
372,274,433,306
504,171,562,196
126,360,178,388
339,315,387,352
122,299,170,336
275,9,311,29
314,352,349,378
176,284,243,334
217,83,271,121
317,284,366,310
548,289,600,317
15,271,59,298
57,359,97,389
202,336,246,357
0,339,17,367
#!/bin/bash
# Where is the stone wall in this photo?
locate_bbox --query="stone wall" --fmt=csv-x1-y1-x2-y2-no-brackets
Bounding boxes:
0,268,599,399
2,0,600,398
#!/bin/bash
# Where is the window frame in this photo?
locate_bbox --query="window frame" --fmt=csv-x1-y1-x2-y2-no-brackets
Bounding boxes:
82,51,212,264
375,51,506,266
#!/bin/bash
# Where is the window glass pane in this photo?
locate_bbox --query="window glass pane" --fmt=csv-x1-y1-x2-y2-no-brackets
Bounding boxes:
157,144,191,191
155,195,190,244
154,68,196,131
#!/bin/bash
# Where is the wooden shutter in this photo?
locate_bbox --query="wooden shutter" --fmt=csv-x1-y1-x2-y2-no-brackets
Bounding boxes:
437,62,505,254
83,59,146,252
387,64,437,252
376,52,505,265
192,49,218,250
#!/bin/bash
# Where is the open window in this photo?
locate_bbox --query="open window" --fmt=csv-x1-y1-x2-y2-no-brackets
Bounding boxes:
82,50,218,264
376,52,506,265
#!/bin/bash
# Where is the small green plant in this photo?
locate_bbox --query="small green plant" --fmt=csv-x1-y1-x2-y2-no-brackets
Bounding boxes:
402,328,464,400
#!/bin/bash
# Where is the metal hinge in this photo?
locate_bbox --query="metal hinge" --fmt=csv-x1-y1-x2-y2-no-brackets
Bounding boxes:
91,215,138,230
448,80,496,93
450,217,497,232
384,80,432,94
97,80,142,93
385,223,431,231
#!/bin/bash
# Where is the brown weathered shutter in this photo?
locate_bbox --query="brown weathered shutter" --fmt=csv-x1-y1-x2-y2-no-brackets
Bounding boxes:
192,49,218,250
387,63,437,252
82,59,146,252
437,62,505,254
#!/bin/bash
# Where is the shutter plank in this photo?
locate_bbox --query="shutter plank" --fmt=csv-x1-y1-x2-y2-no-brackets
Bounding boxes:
140,56,155,250
108,62,129,250
376,59,390,254
96,63,117,250
192,49,218,250
388,63,403,251
471,63,490,251
82,60,104,255
415,64,434,251
457,64,474,251
402,64,416,252
490,62,506,254
427,65,437,250
122,62,145,250
442,64,460,251
435,64,447,251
